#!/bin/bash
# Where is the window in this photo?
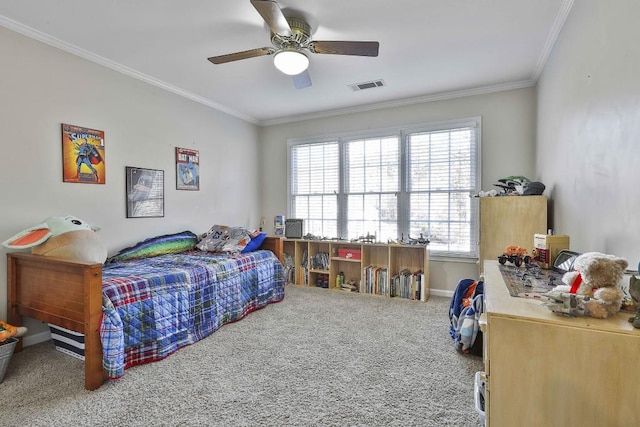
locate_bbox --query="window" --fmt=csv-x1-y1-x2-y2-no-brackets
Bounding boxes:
345,135,399,241
288,118,480,258
290,141,339,238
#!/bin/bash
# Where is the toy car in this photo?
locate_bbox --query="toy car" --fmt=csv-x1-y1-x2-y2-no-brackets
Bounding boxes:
497,245,532,267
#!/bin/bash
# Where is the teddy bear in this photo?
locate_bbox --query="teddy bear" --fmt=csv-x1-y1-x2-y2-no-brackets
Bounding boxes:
550,252,628,319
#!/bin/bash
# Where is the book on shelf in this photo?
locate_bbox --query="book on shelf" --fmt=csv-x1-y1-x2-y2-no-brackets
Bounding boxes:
362,265,388,296
390,269,423,300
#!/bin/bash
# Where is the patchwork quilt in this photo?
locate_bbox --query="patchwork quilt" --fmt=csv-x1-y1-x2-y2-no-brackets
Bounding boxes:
100,249,285,378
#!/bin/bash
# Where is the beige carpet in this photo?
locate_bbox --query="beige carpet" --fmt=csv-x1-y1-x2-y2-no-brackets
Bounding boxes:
1,285,483,426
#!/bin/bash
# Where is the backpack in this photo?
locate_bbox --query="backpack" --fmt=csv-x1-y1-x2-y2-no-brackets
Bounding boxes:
449,278,484,356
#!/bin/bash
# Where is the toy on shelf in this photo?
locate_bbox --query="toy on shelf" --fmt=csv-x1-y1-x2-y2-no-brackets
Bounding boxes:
394,233,430,245
351,232,376,244
341,279,359,292
498,245,532,267
493,176,546,196
493,176,530,195
407,233,430,245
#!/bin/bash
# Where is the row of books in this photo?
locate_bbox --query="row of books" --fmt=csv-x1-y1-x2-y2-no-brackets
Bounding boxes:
362,266,389,296
360,266,425,301
391,269,425,301
310,252,330,270
289,257,424,300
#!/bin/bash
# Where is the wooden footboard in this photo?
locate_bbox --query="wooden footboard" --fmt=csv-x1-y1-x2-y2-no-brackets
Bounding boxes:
7,253,105,390
6,236,282,390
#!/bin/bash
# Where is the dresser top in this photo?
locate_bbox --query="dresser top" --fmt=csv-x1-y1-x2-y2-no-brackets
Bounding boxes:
484,260,638,334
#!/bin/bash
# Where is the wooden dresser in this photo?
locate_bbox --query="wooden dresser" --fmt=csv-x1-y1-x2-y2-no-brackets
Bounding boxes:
482,260,640,427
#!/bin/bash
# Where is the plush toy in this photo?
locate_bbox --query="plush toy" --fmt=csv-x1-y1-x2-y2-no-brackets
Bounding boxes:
628,275,640,328
550,252,628,319
0,321,27,343
2,214,107,264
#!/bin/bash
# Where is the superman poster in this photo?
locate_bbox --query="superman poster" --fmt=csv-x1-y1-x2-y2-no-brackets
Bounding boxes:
175,147,199,190
61,123,106,184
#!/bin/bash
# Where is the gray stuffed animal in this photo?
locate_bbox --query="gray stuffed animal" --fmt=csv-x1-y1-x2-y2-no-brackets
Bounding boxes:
628,276,640,328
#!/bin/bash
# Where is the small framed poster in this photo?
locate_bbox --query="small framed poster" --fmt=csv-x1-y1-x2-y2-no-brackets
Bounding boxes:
175,147,199,190
61,123,105,184
125,167,164,218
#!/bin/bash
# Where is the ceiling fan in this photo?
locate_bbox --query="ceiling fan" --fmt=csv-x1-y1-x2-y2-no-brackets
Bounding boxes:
207,0,380,89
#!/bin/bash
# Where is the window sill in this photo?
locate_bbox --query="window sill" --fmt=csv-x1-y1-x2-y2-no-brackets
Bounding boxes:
429,254,478,264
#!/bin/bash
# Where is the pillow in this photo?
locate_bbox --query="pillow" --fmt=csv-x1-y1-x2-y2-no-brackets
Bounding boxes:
107,231,198,263
241,232,268,253
195,224,229,252
196,225,254,254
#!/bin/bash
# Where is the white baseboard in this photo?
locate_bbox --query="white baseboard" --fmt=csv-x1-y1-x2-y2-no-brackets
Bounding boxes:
22,330,51,348
430,289,454,298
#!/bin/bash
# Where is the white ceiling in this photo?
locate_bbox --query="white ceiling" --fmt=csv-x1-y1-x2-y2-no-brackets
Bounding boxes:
0,0,572,125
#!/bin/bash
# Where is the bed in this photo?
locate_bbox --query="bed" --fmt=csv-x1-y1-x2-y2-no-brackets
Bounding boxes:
6,236,284,390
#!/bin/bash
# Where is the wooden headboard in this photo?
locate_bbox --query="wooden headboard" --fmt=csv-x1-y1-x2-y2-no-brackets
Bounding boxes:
6,236,283,390
259,235,283,263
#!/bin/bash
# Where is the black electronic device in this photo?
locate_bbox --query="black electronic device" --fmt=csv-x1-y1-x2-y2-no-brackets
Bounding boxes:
285,218,304,239
552,250,581,274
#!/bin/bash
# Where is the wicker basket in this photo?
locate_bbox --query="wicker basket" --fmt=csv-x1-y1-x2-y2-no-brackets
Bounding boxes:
0,337,18,383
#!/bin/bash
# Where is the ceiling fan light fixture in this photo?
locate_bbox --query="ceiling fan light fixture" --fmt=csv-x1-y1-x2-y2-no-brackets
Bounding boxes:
273,50,309,75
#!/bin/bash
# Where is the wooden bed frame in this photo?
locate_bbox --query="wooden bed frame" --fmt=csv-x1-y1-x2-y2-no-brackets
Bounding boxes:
7,236,283,390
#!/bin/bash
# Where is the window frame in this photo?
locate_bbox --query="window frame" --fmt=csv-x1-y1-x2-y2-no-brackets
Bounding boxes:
287,117,482,260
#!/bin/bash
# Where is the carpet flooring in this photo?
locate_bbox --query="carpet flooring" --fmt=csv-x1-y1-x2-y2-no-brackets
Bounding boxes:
1,285,483,426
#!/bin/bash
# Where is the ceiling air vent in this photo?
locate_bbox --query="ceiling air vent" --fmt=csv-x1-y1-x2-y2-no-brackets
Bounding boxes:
349,79,386,92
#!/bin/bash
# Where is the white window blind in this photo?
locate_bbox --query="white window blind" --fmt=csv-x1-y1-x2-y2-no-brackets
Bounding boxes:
345,136,399,241
290,141,339,238
406,125,478,256
289,118,480,258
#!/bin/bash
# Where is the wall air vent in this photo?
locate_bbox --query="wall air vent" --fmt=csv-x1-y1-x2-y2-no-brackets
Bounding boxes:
349,79,386,92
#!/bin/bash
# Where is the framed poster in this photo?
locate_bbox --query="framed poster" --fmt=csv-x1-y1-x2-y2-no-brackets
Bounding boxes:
175,147,200,190
125,167,164,218
61,123,105,184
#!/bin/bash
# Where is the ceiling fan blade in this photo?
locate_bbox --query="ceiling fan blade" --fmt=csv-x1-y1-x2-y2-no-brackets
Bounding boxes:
208,47,274,64
293,70,312,89
250,0,292,36
310,41,380,57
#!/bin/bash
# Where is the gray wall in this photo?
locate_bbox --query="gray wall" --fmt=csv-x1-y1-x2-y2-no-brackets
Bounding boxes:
0,27,263,335
537,0,640,267
259,87,538,294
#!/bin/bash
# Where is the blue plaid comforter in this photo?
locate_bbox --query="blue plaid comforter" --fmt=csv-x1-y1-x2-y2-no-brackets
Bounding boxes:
99,249,285,378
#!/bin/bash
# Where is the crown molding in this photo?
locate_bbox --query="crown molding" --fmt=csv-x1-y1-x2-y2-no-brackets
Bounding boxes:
258,80,535,126
531,0,574,81
0,15,258,125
